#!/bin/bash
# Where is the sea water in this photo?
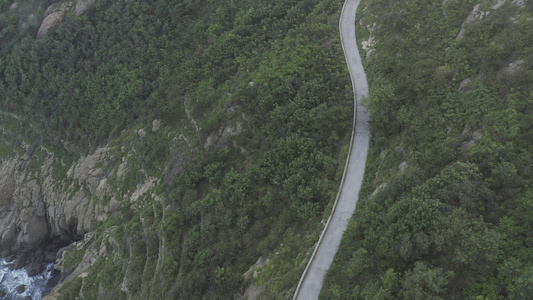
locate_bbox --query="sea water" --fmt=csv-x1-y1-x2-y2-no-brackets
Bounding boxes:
0,259,53,300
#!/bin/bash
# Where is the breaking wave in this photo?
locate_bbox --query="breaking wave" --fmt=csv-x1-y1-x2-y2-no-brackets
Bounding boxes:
0,259,53,300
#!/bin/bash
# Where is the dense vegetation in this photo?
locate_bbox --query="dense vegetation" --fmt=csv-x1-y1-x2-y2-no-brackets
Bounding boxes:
0,0,353,298
323,0,533,299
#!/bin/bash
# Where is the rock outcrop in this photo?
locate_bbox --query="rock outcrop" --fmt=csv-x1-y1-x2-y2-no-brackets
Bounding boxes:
35,0,97,39
0,115,178,297
0,145,120,274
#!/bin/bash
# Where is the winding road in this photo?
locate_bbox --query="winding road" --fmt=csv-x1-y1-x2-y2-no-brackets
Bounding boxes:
293,0,369,299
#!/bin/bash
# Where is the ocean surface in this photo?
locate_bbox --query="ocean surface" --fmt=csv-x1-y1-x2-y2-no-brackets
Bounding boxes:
0,259,53,300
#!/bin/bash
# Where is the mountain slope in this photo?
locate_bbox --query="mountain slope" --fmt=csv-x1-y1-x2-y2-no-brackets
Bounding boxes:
0,0,353,298
322,0,533,298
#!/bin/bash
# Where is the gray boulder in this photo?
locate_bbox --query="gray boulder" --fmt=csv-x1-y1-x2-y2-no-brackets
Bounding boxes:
13,252,29,270
15,284,26,294
26,262,45,277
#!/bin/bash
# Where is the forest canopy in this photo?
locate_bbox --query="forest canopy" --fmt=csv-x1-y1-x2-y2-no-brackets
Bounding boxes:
322,0,533,299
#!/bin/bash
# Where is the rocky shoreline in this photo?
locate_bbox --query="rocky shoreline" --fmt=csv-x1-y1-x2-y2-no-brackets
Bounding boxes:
0,257,55,299
2,241,67,276
0,243,68,299
0,143,123,296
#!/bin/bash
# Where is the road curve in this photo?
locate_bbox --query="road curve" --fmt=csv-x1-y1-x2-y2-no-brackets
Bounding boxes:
293,0,369,299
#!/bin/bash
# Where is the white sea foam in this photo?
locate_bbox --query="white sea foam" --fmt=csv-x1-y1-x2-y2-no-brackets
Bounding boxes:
0,259,53,300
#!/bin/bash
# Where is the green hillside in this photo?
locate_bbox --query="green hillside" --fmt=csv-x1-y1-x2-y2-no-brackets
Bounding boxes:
323,0,533,299
3,0,531,298
0,0,352,298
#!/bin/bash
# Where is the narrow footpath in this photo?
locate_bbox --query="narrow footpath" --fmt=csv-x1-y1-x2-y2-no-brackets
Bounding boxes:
293,0,369,299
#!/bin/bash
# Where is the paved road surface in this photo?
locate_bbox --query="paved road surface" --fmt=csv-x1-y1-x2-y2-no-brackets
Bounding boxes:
293,0,369,298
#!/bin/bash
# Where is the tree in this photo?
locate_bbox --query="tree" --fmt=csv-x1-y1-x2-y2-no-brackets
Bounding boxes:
400,263,451,300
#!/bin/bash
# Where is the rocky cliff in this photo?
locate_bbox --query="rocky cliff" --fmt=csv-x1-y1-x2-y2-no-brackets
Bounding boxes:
0,111,178,293
0,129,120,277
0,0,112,277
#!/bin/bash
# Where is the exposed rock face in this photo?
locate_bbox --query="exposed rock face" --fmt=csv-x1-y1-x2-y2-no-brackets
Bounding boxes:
152,119,162,132
458,77,472,93
456,0,527,41
360,18,378,59
0,145,120,270
242,256,270,300
36,3,70,39
505,59,524,73
204,122,243,149
456,4,483,41
36,0,97,39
